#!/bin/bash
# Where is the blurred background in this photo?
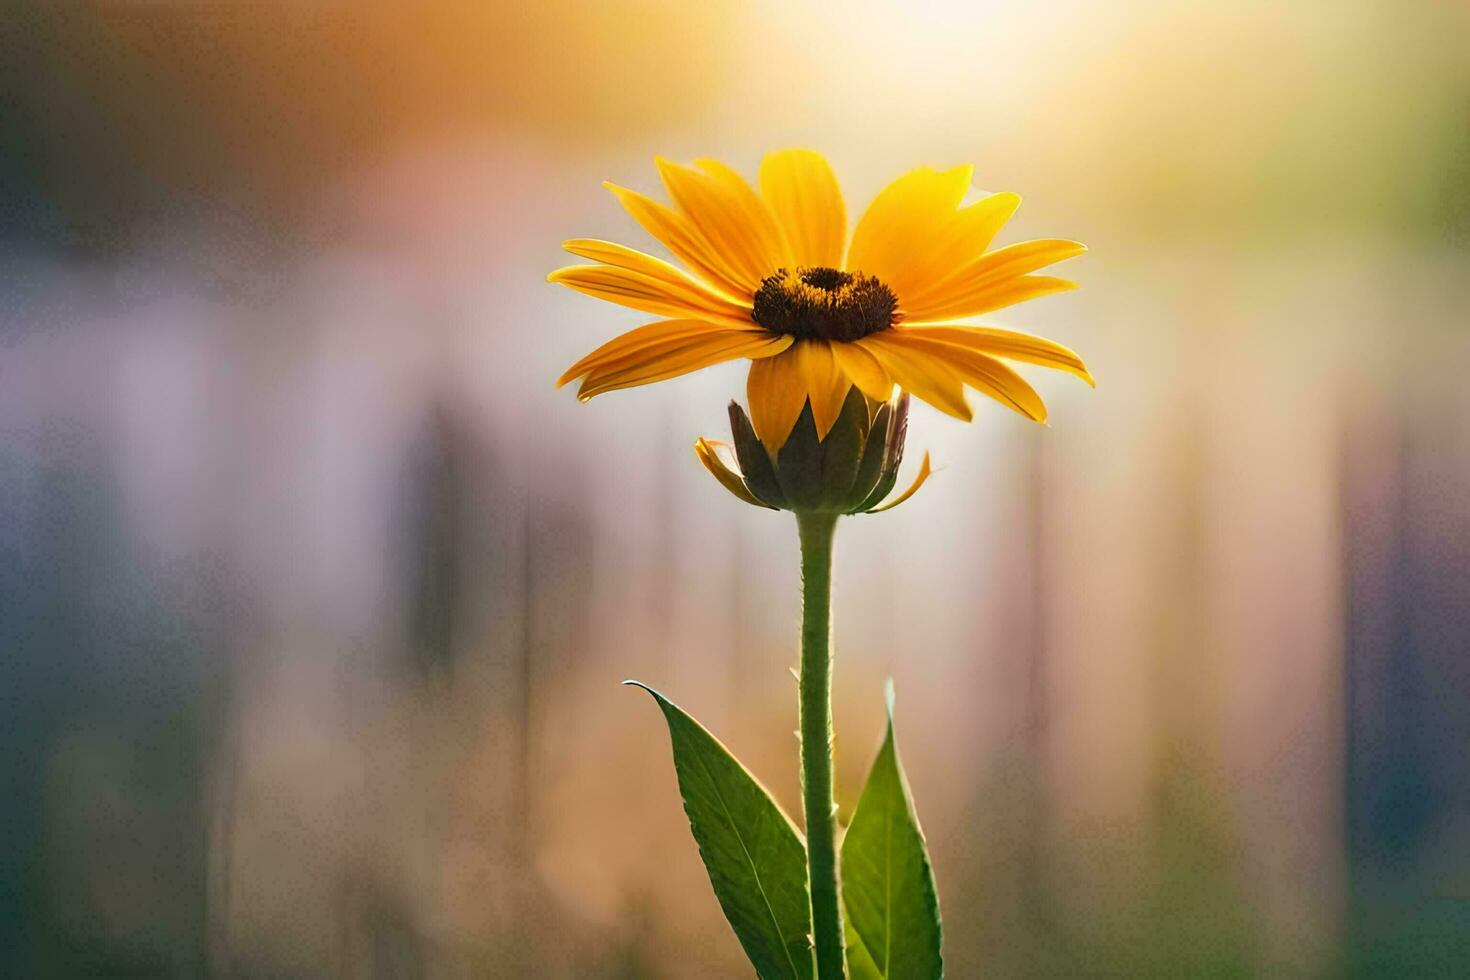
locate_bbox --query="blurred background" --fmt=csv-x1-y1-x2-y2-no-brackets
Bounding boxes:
2,1,1468,975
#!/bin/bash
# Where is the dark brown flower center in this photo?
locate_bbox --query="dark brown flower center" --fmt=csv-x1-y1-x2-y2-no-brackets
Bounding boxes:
750,266,897,342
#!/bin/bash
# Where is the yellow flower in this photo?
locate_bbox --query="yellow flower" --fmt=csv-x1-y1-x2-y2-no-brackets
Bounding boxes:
552,150,1092,449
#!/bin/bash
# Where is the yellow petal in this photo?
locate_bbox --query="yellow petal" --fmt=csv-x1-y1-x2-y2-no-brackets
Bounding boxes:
908,274,1080,324
548,264,754,327
830,341,894,402
846,164,973,288
925,238,1086,295
577,331,792,400
901,239,1086,322
695,438,773,509
878,332,1047,421
657,157,783,292
899,324,1093,386
558,319,754,388
856,334,973,422
868,451,933,513
759,149,846,269
603,181,752,299
892,191,1021,301
793,340,852,439
747,347,808,449
577,325,768,385
563,239,750,306
695,158,791,269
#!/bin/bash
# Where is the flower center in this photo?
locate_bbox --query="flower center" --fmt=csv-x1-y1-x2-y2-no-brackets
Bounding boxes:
750,267,898,342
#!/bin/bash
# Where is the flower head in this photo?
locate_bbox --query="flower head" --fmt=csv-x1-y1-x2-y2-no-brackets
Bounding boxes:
552,150,1092,452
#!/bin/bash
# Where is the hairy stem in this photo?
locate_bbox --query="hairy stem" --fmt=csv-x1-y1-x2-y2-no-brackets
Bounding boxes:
796,510,845,978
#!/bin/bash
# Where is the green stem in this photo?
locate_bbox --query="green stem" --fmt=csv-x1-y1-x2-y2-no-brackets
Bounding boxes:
796,510,845,979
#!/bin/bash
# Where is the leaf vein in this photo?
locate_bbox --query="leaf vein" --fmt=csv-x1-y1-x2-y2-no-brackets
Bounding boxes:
688,738,805,980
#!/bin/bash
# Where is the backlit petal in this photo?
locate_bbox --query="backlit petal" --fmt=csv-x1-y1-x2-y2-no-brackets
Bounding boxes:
891,191,1021,301
577,331,792,400
695,438,774,509
558,319,756,388
904,275,1079,324
878,331,1047,422
759,149,846,269
658,158,783,292
603,181,752,298
899,324,1093,386
857,334,973,421
794,340,852,439
901,239,1086,321
830,341,894,401
695,158,790,269
548,263,755,326
846,165,973,288
747,347,808,448
578,326,776,385
867,451,933,513
563,239,751,306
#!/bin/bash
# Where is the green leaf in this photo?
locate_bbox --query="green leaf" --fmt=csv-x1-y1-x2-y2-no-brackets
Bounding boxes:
841,683,944,978
626,681,815,979
845,915,884,980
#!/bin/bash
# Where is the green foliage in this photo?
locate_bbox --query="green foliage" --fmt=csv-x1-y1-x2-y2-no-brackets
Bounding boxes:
845,917,884,980
841,687,944,978
625,682,815,979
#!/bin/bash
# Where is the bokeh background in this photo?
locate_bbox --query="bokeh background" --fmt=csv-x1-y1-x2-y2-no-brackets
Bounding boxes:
3,1,1469,976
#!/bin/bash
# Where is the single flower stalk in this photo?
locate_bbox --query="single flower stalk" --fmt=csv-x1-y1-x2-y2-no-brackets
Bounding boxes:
551,150,1091,979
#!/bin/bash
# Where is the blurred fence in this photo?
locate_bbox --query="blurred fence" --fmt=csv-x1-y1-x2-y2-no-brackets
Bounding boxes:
3,2,1469,976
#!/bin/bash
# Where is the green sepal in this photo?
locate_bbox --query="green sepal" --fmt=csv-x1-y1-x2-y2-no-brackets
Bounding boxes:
775,403,827,511
712,392,917,515
818,387,869,505
730,401,788,509
840,682,944,978
625,681,815,979
854,395,910,513
848,401,893,507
